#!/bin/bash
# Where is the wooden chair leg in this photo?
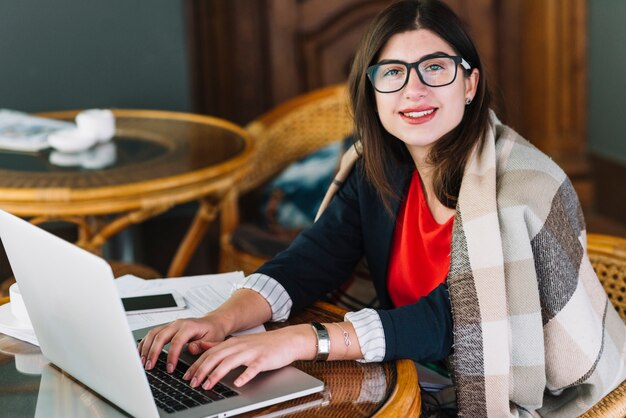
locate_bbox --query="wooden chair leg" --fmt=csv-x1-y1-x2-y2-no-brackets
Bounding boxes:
167,198,219,277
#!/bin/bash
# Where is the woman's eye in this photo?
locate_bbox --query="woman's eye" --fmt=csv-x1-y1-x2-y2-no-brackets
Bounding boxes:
424,63,444,72
382,67,405,78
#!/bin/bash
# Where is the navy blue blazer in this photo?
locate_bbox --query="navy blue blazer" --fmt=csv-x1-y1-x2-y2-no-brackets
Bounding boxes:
257,159,453,362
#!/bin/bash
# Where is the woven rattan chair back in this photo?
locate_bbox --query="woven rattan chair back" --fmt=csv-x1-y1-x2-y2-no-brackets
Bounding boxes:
580,233,626,418
219,84,353,274
240,84,353,194
587,233,626,320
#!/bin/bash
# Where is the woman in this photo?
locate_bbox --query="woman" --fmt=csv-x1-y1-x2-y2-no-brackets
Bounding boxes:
140,1,625,415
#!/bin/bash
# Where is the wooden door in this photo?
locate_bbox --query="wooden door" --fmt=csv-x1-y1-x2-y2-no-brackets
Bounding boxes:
186,0,588,204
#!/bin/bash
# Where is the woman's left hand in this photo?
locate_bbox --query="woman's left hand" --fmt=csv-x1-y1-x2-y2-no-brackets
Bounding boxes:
183,324,316,390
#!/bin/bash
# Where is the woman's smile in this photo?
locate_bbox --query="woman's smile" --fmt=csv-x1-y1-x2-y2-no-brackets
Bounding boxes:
399,106,438,124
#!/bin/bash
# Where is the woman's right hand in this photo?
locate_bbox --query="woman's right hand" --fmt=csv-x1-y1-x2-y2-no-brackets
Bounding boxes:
137,288,273,375
138,313,228,374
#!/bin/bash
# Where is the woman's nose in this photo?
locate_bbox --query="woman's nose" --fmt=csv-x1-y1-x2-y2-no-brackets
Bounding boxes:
404,68,428,99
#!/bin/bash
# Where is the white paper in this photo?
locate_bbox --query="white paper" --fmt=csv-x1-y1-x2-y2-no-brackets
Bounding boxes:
0,271,265,346
0,318,38,346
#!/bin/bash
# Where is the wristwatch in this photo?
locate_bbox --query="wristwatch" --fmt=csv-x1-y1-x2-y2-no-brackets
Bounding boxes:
310,322,330,362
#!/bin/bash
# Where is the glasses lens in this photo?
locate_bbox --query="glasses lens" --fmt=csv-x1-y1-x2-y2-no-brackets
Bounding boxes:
370,63,408,93
418,56,458,87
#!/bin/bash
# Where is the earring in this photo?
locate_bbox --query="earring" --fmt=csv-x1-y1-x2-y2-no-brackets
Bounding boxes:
465,98,472,106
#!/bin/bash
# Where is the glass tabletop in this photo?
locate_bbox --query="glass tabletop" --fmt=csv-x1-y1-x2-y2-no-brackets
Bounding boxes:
0,352,128,418
0,112,250,190
0,137,168,173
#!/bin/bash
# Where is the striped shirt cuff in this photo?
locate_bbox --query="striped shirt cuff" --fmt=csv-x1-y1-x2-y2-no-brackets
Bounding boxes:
234,273,293,322
345,308,386,363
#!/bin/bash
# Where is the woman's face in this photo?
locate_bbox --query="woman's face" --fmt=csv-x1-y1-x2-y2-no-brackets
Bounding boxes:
373,29,479,164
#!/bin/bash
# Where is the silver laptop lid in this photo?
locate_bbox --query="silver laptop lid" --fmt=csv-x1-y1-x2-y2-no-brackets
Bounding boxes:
0,209,324,418
0,209,158,418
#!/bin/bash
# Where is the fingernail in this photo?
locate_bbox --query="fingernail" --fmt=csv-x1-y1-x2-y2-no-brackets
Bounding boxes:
140,356,145,366
234,378,242,387
145,360,152,370
190,377,197,387
202,380,211,390
183,372,190,380
166,363,174,373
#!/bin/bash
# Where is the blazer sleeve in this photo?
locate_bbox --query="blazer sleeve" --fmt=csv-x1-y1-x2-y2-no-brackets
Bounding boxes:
377,283,453,362
257,163,454,363
256,166,365,313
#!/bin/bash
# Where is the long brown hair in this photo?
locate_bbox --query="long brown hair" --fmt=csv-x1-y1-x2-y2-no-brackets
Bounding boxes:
348,0,492,213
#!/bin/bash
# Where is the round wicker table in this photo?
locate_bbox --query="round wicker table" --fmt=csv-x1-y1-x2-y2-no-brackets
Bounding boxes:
0,302,421,417
0,110,253,277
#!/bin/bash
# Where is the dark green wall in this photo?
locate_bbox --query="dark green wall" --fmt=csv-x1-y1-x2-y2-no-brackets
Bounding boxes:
588,0,626,165
0,0,190,113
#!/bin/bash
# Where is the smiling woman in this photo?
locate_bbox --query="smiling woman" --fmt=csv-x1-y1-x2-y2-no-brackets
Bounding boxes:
139,1,626,416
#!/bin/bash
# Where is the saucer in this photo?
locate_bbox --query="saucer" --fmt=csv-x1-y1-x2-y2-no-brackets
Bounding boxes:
0,303,32,330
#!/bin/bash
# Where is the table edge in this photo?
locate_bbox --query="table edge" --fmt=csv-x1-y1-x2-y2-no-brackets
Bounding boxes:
0,110,254,214
312,302,421,417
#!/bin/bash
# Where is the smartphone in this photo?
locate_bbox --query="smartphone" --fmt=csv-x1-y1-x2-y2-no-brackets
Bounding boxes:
121,291,186,315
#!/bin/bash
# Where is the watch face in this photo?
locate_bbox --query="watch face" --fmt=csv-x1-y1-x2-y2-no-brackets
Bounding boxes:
311,322,330,361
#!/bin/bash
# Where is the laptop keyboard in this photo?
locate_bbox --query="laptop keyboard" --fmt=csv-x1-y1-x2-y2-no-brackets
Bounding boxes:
146,352,239,414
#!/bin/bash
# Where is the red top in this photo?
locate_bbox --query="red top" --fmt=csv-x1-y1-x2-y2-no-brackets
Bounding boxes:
387,171,454,307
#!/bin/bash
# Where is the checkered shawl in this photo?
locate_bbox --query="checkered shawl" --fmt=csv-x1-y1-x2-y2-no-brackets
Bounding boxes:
318,114,626,416
450,114,626,417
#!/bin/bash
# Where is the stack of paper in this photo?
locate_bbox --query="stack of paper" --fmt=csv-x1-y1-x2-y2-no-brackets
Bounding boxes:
0,304,37,345
0,271,264,347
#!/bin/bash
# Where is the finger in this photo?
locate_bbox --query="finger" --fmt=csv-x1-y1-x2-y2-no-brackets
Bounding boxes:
202,355,254,390
233,364,261,387
186,342,237,387
187,340,206,355
139,325,164,357
145,324,185,370
139,325,166,366
184,349,220,385
196,340,219,351
163,321,215,372
166,327,204,372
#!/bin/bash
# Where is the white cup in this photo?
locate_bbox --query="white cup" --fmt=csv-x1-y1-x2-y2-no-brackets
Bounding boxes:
15,353,48,375
75,109,116,142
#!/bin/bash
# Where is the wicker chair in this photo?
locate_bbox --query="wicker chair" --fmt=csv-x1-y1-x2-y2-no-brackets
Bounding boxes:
219,84,353,274
581,233,626,417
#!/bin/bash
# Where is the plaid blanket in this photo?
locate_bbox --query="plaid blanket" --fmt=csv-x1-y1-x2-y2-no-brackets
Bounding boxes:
449,114,626,416
320,113,626,416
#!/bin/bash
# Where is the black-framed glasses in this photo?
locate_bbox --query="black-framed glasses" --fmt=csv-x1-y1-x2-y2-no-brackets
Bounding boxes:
366,54,471,93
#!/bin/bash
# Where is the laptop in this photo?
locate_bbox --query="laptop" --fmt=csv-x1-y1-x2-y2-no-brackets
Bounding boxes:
0,209,324,418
